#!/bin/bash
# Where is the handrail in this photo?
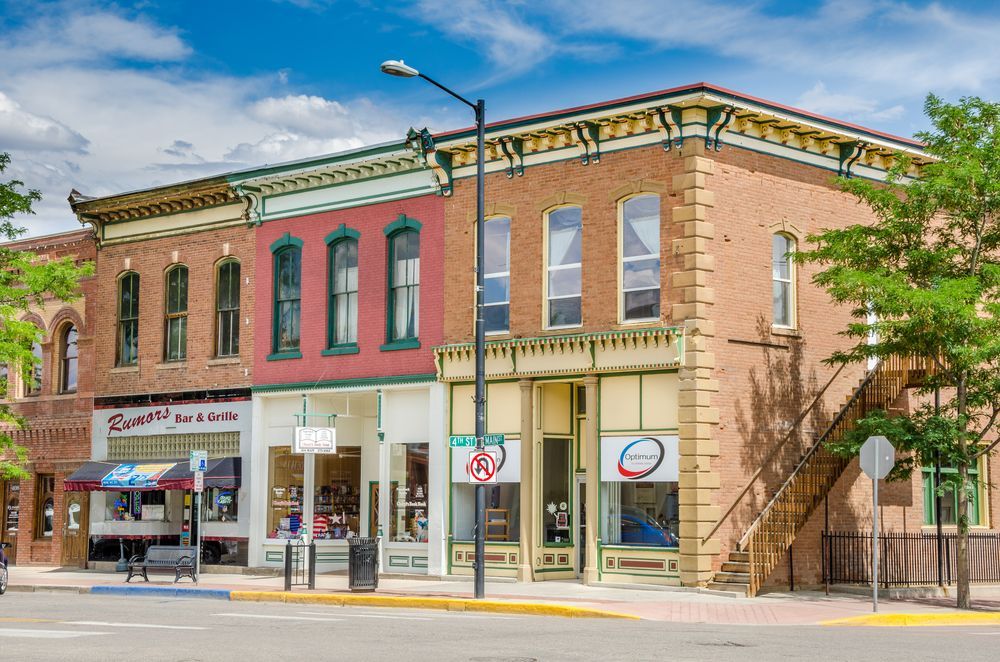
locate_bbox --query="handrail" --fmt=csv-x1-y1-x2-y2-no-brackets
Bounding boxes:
701,362,847,545
736,359,888,551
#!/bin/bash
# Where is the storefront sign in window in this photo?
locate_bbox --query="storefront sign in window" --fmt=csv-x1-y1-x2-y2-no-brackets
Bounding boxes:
450,439,521,543
600,435,679,483
600,435,680,548
390,443,429,543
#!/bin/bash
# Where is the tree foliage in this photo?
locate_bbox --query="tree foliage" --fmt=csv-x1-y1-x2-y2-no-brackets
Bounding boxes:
0,152,94,479
797,94,1000,608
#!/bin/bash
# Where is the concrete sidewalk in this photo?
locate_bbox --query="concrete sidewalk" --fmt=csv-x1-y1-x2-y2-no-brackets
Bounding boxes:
8,565,1000,625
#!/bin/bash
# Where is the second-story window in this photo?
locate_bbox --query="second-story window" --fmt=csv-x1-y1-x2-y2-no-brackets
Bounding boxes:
216,260,240,357
164,265,188,361
772,233,796,328
25,340,42,395
484,216,511,334
60,324,78,393
545,206,582,328
389,230,419,341
620,195,661,322
329,238,359,346
117,271,139,366
274,246,302,353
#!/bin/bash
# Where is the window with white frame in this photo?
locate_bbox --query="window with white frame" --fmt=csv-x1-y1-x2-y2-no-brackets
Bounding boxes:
772,233,796,327
620,195,660,322
545,206,582,328
484,216,511,334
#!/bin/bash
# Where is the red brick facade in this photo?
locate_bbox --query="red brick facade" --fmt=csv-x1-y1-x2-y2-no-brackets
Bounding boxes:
0,229,96,565
254,195,444,385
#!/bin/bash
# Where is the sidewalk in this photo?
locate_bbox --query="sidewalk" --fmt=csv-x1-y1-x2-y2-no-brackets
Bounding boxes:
8,565,1000,625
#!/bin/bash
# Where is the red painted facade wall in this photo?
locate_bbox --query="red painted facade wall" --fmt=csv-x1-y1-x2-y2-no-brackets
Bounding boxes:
254,195,444,385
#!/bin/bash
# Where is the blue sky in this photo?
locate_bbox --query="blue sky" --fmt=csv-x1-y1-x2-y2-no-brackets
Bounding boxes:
2,0,999,235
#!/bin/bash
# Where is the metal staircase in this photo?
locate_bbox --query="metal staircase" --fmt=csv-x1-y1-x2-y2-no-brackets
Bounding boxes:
708,355,933,596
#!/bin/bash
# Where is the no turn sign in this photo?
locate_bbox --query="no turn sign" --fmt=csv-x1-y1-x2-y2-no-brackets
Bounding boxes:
468,450,499,484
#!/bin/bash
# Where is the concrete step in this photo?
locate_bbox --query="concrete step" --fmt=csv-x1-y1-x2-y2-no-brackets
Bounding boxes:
707,581,749,596
721,561,749,573
713,571,750,584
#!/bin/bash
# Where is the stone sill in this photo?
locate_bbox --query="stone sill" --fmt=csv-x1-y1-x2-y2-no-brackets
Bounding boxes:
110,366,139,374
771,326,801,338
207,357,241,366
155,362,187,370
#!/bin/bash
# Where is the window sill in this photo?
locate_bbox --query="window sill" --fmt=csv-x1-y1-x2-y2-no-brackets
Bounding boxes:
322,344,360,356
380,339,420,352
111,365,139,374
771,325,801,338
207,357,241,366
267,351,302,361
616,318,661,328
155,362,187,370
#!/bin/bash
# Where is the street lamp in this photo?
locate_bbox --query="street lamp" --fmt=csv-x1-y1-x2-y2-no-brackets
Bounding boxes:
381,59,488,600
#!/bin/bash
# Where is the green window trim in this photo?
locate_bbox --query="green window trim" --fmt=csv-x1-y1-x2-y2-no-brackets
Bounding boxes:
324,223,361,245
322,344,360,356
385,219,420,344
382,213,422,237
271,235,303,355
270,232,304,253
327,231,359,349
267,351,303,361
922,462,982,526
380,339,420,352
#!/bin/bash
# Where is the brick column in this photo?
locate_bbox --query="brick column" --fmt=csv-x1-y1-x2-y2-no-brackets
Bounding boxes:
517,378,534,581
671,140,721,586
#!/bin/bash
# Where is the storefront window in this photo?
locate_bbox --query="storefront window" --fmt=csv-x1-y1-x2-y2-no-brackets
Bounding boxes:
105,491,167,522
202,487,238,522
452,484,520,542
389,442,429,543
267,447,304,539
602,481,679,547
541,438,572,544
313,447,361,539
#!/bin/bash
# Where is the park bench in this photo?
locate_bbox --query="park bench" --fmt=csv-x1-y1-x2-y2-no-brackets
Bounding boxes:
126,545,196,583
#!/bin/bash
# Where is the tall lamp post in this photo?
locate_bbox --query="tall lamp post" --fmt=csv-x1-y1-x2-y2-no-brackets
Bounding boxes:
381,60,487,600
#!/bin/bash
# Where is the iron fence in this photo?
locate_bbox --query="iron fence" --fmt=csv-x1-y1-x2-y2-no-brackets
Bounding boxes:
823,530,1000,587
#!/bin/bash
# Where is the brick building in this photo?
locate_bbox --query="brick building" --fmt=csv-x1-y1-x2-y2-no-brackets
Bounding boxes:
420,82,998,591
68,179,255,566
233,143,449,573
0,229,95,566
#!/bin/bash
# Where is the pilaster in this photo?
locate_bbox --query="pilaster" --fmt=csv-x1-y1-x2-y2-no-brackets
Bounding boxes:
670,139,721,586
517,378,534,582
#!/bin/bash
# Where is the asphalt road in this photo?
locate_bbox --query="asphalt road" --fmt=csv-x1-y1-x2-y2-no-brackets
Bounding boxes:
0,592,996,661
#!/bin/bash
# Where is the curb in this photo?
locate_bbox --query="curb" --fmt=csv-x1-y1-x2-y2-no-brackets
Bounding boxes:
230,591,640,619
89,585,233,600
8,585,91,595
823,612,1000,627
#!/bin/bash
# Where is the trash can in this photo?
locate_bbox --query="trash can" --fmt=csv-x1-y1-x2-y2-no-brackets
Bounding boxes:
347,536,380,592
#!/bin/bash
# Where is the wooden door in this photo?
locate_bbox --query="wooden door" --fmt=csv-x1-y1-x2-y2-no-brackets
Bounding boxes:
61,492,89,567
1,481,19,564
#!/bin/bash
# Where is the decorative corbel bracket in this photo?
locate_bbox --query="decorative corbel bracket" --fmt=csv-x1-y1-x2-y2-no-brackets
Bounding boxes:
653,106,684,151
498,136,524,178
408,127,454,196
837,140,865,178
572,121,601,165
705,105,736,151
234,184,262,227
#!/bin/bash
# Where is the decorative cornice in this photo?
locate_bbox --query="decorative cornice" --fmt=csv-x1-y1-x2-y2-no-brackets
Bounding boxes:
246,151,424,198
69,183,238,226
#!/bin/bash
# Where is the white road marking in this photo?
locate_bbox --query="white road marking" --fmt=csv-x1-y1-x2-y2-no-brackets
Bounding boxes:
299,609,516,621
213,613,344,623
67,621,206,630
297,611,431,621
0,628,106,639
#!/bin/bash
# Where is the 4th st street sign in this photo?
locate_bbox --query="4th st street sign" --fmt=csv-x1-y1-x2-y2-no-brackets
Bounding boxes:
449,434,504,447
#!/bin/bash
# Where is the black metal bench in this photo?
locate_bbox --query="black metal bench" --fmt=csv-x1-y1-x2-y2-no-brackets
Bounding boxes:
126,545,196,583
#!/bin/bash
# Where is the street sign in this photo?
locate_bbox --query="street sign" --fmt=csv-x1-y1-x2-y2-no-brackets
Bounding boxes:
860,435,894,480
194,470,204,493
189,450,208,473
450,434,504,447
860,434,895,614
468,450,498,484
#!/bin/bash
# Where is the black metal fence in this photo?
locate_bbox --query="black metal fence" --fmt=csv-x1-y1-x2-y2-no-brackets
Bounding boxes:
823,530,1000,587
283,539,316,591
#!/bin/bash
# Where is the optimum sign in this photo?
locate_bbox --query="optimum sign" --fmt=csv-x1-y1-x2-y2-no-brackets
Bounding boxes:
601,435,679,482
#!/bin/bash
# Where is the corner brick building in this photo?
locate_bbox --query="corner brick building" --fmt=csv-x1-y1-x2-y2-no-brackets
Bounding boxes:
68,180,255,566
0,229,96,566
423,82,1000,592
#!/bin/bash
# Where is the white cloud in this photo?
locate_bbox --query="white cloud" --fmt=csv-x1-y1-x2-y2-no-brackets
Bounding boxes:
796,82,905,122
0,91,89,152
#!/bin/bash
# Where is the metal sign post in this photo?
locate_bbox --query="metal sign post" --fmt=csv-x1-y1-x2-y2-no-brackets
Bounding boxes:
189,450,207,584
860,435,895,613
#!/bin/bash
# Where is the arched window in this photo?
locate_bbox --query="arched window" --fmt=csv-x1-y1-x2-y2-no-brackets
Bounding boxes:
36,474,54,539
24,340,42,395
216,260,240,357
772,234,796,328
544,206,583,328
117,272,140,366
329,238,359,347
483,216,511,334
164,265,188,361
273,246,302,353
620,195,660,322
388,230,420,342
60,324,78,393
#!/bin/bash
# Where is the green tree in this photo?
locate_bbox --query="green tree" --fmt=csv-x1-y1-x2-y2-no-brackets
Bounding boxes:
0,152,94,479
798,95,1000,609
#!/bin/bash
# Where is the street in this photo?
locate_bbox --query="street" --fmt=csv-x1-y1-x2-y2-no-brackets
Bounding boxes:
0,592,996,661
